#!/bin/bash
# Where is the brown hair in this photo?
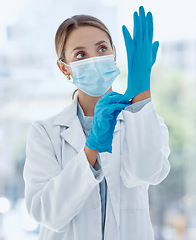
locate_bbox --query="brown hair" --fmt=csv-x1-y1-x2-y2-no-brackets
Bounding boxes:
55,15,114,99
55,14,113,62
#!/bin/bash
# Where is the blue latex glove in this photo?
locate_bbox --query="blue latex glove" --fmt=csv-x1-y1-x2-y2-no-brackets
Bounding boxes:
122,6,159,100
85,91,130,153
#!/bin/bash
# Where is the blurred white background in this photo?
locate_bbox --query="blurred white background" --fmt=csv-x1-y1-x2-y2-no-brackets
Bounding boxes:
0,0,196,239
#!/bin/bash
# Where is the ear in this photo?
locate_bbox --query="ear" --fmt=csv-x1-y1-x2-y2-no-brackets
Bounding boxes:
57,60,70,76
112,44,117,62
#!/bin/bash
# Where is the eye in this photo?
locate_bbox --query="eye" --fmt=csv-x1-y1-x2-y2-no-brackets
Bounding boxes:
75,51,85,59
98,45,108,53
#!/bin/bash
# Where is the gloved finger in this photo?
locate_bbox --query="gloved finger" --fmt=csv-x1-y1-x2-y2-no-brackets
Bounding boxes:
152,41,159,65
98,91,117,104
107,92,130,104
100,92,130,105
122,25,134,58
147,11,153,42
102,91,117,98
107,103,130,121
122,25,133,43
113,109,121,121
96,102,130,116
95,101,130,118
139,6,147,40
133,11,141,41
110,102,130,111
98,91,125,104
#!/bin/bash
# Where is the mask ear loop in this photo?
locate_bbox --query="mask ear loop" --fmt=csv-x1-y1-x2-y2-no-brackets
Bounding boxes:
59,59,73,82
59,59,70,67
112,45,117,65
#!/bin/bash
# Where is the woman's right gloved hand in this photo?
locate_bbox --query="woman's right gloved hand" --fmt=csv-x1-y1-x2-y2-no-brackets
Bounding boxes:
85,91,130,153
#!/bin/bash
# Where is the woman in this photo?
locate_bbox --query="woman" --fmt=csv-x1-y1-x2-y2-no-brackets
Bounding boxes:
23,6,170,240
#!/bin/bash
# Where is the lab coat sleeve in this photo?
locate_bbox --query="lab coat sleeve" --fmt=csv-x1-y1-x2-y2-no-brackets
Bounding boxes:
23,121,104,232
124,97,151,113
120,101,170,188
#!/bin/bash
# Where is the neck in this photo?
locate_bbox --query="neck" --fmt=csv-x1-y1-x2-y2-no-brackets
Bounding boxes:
78,88,112,116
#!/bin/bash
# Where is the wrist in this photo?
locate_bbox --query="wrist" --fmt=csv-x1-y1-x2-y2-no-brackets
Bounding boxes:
131,90,151,104
84,145,98,167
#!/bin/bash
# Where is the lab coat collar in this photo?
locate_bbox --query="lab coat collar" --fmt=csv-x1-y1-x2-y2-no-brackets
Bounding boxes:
53,96,78,127
53,95,86,153
60,116,86,153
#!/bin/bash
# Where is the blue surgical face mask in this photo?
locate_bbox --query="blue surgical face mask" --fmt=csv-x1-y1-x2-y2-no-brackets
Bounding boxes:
60,54,120,97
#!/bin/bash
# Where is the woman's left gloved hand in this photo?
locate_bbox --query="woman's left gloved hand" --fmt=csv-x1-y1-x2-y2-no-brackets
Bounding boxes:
85,91,130,153
122,6,159,100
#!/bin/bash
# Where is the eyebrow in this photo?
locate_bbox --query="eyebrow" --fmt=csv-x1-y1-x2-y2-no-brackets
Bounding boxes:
71,40,108,53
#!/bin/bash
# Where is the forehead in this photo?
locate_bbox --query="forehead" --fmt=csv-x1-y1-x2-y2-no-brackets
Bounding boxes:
65,26,110,51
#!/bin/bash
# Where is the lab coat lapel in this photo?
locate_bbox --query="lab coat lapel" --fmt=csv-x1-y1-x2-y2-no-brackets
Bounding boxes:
60,117,86,153
53,96,86,153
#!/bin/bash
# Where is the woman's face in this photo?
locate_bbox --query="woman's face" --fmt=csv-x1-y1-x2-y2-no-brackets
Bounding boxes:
58,26,116,77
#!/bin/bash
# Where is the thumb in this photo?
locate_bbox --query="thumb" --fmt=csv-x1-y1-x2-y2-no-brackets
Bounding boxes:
122,25,134,58
152,41,159,66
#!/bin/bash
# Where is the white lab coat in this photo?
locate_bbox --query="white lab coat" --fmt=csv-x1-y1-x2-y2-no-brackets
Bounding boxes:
23,96,170,240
